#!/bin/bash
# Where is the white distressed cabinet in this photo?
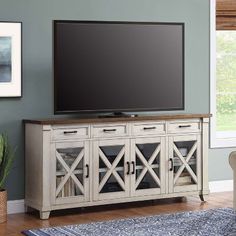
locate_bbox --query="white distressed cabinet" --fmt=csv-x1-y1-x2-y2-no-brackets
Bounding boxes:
24,114,210,219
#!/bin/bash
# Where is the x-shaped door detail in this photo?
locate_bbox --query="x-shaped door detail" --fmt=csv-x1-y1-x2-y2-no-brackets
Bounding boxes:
98,146,125,193
173,141,198,185
135,144,161,189
55,149,85,197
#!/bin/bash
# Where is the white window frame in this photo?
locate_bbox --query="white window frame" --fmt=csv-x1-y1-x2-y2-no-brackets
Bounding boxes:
210,0,236,148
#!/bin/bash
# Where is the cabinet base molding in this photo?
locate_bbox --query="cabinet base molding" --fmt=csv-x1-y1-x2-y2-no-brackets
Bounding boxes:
24,114,210,219
26,191,208,220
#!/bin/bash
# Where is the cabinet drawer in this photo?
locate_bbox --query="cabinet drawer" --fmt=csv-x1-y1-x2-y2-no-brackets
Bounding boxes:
168,121,201,134
52,126,89,140
92,124,128,138
132,123,165,136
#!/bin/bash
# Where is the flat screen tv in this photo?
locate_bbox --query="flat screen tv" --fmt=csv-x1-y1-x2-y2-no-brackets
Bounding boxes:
54,21,184,115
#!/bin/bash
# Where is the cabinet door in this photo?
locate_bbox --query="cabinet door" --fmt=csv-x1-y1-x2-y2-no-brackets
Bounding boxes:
130,137,165,197
168,135,201,193
93,139,130,201
52,141,90,205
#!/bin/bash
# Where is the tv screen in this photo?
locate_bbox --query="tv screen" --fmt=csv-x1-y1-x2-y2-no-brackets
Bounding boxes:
54,21,184,114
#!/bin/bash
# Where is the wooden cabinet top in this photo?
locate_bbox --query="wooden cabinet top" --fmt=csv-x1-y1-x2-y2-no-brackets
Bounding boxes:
23,113,211,125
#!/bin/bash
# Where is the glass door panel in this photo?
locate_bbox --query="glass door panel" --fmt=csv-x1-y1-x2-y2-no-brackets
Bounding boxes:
173,141,197,187
131,137,165,197
54,142,89,204
169,135,201,193
93,140,129,201
99,145,125,193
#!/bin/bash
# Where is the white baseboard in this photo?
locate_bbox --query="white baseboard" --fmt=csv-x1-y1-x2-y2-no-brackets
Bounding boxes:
7,199,25,214
209,180,233,193
6,180,234,214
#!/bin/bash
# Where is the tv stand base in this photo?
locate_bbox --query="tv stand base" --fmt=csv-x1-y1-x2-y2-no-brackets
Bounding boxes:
98,112,138,118
24,114,210,219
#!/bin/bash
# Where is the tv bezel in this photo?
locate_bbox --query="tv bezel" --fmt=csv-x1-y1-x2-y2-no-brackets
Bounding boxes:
54,20,185,115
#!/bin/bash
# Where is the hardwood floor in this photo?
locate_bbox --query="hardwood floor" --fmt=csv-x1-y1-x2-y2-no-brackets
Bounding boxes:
0,192,233,236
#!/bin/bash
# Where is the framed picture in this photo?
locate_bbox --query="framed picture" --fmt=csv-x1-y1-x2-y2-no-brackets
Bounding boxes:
0,22,22,97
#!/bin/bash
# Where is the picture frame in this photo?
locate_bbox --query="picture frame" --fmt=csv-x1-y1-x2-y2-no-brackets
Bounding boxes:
0,22,22,97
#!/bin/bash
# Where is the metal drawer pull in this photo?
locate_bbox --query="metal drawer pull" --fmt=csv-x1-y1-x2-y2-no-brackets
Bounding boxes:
63,130,78,134
178,125,191,128
85,164,89,178
169,158,174,171
103,129,117,132
131,161,135,175
143,127,156,130
127,162,130,175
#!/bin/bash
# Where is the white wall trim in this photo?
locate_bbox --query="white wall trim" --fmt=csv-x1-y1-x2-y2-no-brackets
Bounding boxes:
6,180,233,214
7,199,25,214
209,0,218,148
209,180,233,193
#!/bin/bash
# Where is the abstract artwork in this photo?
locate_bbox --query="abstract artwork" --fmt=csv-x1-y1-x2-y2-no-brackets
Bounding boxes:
0,22,21,97
0,37,12,83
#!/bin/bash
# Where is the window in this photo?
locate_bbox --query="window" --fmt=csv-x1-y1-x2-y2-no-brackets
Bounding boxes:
211,0,236,147
216,31,236,132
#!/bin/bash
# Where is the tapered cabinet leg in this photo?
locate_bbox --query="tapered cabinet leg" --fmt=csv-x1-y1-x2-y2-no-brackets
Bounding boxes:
199,194,206,202
199,194,205,202
39,211,50,220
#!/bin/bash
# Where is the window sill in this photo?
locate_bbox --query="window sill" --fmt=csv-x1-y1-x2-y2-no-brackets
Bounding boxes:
211,131,236,148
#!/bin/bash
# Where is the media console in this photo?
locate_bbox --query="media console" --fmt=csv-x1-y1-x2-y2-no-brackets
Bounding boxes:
24,114,210,219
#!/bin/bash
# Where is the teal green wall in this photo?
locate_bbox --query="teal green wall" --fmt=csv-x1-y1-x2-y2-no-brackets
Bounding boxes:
0,0,232,200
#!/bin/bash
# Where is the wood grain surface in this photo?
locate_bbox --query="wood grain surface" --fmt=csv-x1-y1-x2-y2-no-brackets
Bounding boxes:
0,191,232,236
